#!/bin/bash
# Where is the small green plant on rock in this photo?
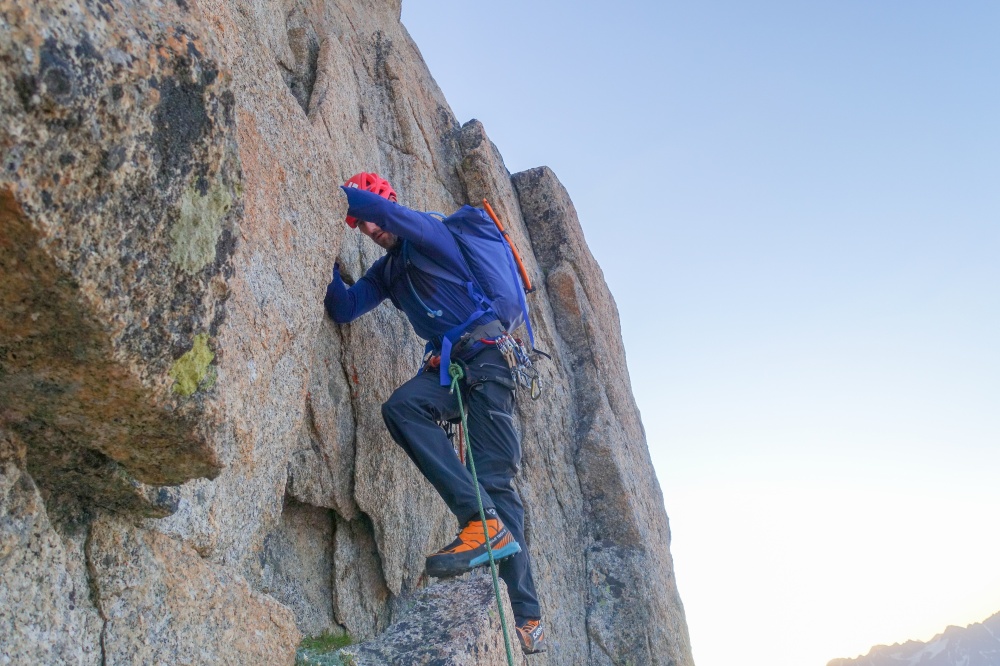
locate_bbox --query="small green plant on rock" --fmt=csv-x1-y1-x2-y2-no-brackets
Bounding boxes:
295,630,355,666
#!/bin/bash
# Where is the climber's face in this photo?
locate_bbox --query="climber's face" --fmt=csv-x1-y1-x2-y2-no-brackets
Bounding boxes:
358,220,399,250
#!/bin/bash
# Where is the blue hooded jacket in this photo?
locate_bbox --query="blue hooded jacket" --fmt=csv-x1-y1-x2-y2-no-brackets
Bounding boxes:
324,187,499,375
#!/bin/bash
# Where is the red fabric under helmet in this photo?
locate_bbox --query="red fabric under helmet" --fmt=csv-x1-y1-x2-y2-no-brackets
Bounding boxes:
343,172,397,228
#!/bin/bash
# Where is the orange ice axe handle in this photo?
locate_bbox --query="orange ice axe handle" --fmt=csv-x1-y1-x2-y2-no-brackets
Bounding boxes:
483,199,534,293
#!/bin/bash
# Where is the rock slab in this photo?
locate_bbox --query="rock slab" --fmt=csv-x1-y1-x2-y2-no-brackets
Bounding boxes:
0,430,102,666
89,516,301,665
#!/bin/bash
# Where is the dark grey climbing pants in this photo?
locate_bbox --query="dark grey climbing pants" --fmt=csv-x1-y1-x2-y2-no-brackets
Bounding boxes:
381,345,541,622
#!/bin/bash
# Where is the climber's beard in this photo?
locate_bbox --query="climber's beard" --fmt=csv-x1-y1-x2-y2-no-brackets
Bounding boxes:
358,221,399,251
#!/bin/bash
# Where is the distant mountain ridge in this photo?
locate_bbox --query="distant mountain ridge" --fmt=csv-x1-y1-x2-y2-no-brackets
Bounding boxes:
828,611,1000,666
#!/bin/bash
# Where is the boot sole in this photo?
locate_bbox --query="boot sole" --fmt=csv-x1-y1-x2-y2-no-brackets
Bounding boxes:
469,541,521,568
426,541,521,578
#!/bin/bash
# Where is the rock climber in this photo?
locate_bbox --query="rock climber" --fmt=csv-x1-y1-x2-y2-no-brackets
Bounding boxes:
324,172,546,655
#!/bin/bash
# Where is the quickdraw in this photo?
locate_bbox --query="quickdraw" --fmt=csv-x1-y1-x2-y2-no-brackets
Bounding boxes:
489,334,549,400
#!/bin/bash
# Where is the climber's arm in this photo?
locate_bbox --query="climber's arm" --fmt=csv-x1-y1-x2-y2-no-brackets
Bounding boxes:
342,187,459,263
324,258,387,323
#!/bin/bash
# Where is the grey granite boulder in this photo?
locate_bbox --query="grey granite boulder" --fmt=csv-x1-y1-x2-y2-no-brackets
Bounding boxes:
342,574,526,666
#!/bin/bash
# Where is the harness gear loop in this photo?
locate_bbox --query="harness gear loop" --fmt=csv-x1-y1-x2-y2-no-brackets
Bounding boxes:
448,362,517,666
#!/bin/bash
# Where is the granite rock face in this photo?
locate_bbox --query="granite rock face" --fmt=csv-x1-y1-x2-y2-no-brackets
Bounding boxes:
1,0,694,664
89,514,300,665
0,0,231,518
260,497,337,638
513,166,692,664
0,430,102,665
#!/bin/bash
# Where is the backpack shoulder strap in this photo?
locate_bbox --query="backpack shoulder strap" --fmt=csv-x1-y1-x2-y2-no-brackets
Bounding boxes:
402,239,467,287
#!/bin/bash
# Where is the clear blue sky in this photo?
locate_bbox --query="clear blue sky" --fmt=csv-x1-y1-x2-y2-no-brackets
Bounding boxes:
401,3,1000,664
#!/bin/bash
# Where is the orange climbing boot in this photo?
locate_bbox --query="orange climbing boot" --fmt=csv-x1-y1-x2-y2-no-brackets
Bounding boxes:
516,618,547,654
425,509,521,578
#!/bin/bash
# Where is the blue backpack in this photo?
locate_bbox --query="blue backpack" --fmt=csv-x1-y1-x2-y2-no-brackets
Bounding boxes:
403,205,535,385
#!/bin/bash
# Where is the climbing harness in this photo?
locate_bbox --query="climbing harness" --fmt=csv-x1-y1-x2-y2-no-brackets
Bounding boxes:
427,331,548,401
448,361,517,666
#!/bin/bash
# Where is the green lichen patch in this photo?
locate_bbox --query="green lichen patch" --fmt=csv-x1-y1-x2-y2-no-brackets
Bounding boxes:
169,333,215,396
169,180,233,275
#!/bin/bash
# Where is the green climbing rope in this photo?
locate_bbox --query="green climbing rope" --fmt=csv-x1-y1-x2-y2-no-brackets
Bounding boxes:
448,362,517,666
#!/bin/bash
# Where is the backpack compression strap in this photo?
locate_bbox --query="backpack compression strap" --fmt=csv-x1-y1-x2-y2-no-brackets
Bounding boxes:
501,236,534,348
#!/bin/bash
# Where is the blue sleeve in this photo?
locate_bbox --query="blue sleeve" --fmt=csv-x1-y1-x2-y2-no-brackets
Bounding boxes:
342,187,461,268
324,259,387,323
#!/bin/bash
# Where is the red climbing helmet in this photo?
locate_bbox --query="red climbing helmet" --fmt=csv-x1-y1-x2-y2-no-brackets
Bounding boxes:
343,172,397,228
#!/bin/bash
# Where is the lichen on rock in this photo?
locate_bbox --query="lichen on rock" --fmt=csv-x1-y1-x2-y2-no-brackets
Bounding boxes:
170,180,235,275
168,333,215,396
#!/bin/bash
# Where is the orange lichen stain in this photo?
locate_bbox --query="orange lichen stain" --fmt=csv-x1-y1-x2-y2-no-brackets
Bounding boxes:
548,270,583,318
0,3,33,30
142,44,159,70
164,34,186,55
234,110,291,252
351,365,359,384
